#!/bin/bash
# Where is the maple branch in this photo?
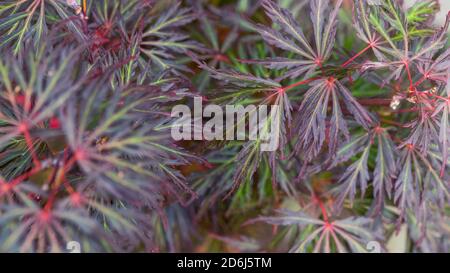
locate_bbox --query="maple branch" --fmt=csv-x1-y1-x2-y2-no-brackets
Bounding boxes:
18,123,41,168
403,60,414,90
280,77,320,93
312,193,329,223
341,43,373,68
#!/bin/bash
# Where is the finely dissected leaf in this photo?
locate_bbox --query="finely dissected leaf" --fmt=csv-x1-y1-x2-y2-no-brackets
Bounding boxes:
394,145,449,217
294,78,373,161
310,0,343,60
372,129,396,207
141,2,204,70
252,209,378,253
335,145,371,208
190,1,239,91
261,0,315,59
254,0,342,80
412,11,450,60
394,147,419,213
330,128,396,211
250,209,324,226
198,61,281,88
404,111,440,153
0,201,103,252
0,0,85,54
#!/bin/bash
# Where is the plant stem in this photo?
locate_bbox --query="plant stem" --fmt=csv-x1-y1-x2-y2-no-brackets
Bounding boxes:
312,193,329,223
281,77,320,92
341,44,373,68
10,165,43,188
21,125,41,169
404,60,414,89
